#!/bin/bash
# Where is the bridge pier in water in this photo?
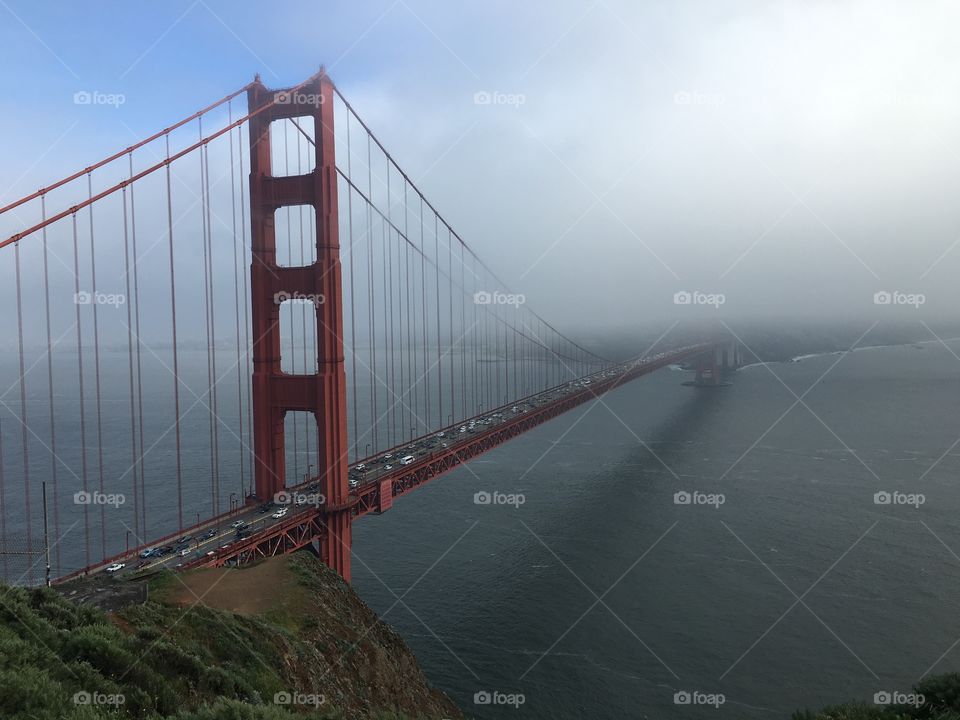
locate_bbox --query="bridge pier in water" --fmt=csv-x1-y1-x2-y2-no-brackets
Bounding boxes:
689,341,742,386
247,70,353,581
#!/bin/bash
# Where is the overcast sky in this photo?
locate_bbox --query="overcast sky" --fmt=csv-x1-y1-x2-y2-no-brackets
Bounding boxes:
1,0,959,342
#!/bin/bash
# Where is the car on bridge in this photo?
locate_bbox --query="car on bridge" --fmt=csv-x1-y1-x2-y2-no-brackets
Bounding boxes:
271,507,288,519
400,455,415,465
105,563,125,573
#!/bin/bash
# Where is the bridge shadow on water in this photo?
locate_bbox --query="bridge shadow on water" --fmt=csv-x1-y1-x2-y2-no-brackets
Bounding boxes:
352,373,753,720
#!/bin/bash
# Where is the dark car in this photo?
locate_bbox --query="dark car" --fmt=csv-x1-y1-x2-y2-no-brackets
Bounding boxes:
176,535,192,545
202,529,217,539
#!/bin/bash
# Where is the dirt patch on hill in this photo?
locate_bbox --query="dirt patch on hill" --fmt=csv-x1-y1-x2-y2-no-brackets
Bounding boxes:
160,555,297,616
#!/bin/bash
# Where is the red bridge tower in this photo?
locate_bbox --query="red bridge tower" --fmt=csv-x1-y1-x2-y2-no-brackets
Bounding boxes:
247,70,352,581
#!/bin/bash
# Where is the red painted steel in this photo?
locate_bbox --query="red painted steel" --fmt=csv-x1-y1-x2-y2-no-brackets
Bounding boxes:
247,69,352,581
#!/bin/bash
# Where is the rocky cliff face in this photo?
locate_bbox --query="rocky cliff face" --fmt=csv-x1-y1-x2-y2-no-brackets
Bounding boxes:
0,551,461,719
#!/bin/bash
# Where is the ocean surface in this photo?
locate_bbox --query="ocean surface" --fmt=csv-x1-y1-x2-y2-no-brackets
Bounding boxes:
350,339,960,718
2,337,960,718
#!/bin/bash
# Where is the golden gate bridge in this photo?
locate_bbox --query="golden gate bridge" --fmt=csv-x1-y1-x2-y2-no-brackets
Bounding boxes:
0,68,739,586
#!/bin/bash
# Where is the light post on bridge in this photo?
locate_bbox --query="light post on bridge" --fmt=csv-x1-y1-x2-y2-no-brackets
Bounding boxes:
229,493,237,515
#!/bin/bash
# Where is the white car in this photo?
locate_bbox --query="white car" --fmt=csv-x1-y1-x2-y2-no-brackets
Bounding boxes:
105,563,125,573
399,455,415,465
178,548,191,557
272,507,289,519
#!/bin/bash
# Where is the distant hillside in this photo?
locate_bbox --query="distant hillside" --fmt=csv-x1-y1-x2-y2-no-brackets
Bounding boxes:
0,552,461,719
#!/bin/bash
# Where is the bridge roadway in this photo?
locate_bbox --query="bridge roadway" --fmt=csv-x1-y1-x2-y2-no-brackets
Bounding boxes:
54,341,717,583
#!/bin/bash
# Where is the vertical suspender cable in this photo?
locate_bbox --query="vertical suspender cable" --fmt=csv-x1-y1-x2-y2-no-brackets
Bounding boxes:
40,195,61,573
200,124,217,515
368,135,378,453
384,221,393,445
203,139,222,514
86,174,106,560
447,229,454,422
14,239,32,583
228,101,247,499
165,135,184,533
71,215,90,569
345,116,360,462
434,215,442,425
404,183,414,440
460,241,467,418
237,125,254,495
129,156,147,535
386,164,398,445
121,183,140,548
